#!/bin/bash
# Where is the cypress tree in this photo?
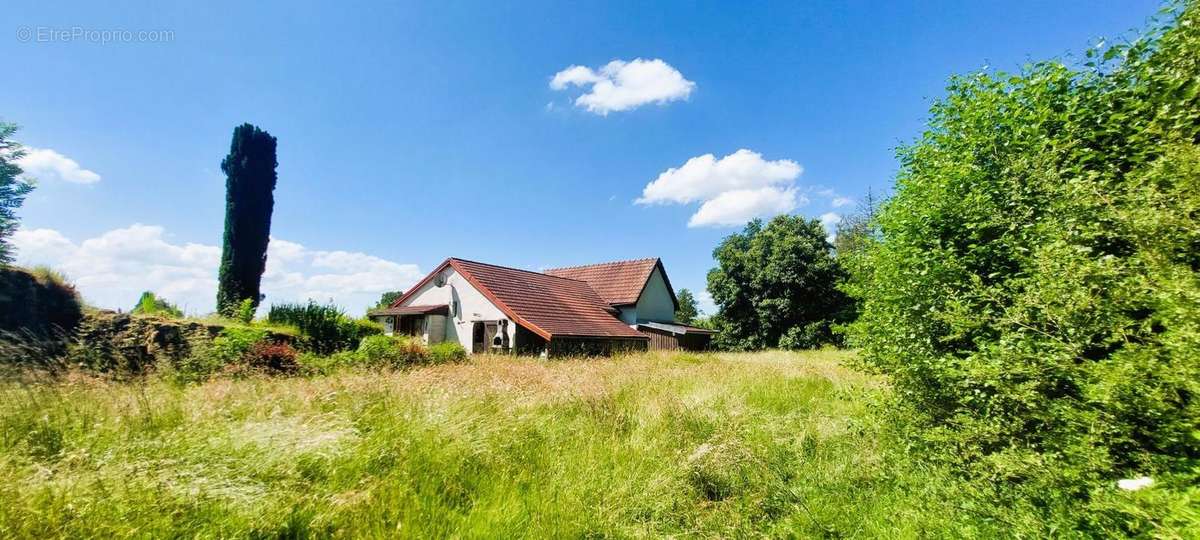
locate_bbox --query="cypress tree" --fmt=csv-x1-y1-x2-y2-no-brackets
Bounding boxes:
216,123,277,316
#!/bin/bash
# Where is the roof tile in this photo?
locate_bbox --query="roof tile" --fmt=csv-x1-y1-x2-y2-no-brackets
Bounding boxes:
543,258,661,306
449,259,646,340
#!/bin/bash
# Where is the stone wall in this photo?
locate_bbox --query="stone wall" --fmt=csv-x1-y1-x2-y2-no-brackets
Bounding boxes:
66,311,295,372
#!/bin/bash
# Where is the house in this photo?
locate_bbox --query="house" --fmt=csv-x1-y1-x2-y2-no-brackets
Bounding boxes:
367,257,713,356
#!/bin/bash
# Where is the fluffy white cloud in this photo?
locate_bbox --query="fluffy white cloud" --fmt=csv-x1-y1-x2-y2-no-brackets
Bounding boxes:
819,212,842,242
638,149,802,205
16,147,101,184
11,224,422,315
831,196,854,208
689,187,801,227
637,149,805,227
550,58,695,115
695,289,716,316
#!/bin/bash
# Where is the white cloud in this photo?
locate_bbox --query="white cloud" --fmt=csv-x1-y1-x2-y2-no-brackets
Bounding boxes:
16,147,102,184
819,212,842,242
695,289,716,316
549,58,695,115
689,187,802,227
11,225,422,316
637,149,805,227
831,196,854,208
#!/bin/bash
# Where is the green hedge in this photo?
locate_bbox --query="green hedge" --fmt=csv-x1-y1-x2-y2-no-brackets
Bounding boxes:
266,301,381,354
846,3,1200,530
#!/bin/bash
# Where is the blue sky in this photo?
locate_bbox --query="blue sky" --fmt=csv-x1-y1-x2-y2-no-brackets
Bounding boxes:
5,0,1159,315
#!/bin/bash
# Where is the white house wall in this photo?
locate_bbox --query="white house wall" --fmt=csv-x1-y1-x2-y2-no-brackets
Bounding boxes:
634,267,676,323
401,266,516,351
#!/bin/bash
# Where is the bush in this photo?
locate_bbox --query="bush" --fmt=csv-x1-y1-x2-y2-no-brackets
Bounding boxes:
235,298,256,324
210,327,269,365
176,327,299,380
777,322,831,350
131,291,183,318
170,341,224,384
267,301,381,354
847,3,1200,529
244,341,298,373
340,317,383,349
355,335,403,365
428,342,467,364
355,334,429,367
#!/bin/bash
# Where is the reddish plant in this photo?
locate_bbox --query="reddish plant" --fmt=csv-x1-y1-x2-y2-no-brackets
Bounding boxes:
245,341,299,374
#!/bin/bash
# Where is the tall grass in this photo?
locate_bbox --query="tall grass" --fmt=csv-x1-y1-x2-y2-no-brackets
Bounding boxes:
0,351,1137,537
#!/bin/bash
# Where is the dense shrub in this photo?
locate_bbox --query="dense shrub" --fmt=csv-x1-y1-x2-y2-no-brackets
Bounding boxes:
267,301,381,354
244,341,298,373
847,2,1200,530
172,327,299,380
777,322,832,350
354,334,432,367
131,291,183,318
234,298,255,324
428,342,467,364
356,334,406,365
210,327,269,365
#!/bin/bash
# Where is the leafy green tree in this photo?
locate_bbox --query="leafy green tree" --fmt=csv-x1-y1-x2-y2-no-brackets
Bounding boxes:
707,215,850,350
0,123,34,266
675,288,699,324
374,290,403,309
848,1,1200,525
216,124,277,316
832,188,881,259
131,291,183,318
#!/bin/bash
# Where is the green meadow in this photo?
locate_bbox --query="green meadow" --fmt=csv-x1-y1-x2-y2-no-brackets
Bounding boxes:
0,350,996,538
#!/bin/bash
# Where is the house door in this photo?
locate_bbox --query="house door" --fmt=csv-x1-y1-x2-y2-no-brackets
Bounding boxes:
472,322,485,354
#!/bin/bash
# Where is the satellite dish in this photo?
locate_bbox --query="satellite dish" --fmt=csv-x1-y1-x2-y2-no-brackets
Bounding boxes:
433,271,447,287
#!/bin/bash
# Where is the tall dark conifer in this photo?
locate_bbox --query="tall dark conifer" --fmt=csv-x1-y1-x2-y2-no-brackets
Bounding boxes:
216,123,277,316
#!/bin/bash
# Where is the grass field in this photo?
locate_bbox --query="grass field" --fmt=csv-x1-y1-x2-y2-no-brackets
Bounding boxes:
0,350,992,538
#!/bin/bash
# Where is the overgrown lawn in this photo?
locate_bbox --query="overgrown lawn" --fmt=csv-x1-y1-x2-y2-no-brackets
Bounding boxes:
1,351,994,537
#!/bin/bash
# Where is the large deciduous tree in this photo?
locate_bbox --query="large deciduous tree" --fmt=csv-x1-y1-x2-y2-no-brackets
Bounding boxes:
0,123,34,266
706,215,850,350
216,124,277,316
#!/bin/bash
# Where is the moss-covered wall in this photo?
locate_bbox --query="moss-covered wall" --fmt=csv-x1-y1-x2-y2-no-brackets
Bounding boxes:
0,267,84,339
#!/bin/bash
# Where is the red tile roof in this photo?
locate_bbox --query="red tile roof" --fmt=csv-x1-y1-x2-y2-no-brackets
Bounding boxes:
544,258,678,309
393,258,647,341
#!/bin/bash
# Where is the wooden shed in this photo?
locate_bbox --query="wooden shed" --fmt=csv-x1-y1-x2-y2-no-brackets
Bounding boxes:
636,321,715,351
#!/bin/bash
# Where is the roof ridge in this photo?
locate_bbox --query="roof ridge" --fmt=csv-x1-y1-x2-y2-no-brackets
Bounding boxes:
543,257,659,273
449,257,593,285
